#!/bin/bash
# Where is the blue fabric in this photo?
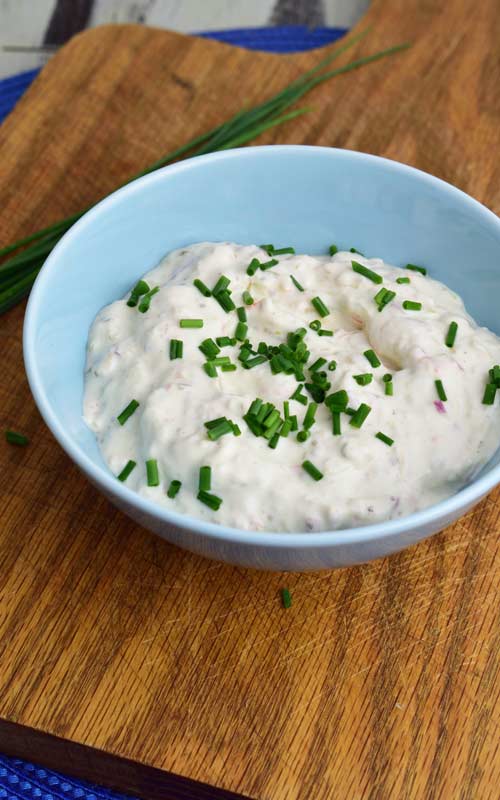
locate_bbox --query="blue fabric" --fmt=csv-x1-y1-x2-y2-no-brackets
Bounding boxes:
0,22,346,800
0,26,346,123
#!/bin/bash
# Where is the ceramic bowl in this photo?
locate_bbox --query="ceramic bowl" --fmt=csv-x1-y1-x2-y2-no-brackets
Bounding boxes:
23,146,500,570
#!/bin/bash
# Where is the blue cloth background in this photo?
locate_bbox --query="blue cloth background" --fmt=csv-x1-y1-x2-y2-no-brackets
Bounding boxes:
0,24,345,800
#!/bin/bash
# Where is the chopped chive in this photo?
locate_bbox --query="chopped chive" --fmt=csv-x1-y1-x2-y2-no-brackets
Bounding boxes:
238,346,252,363
264,409,281,430
237,306,247,322
221,364,237,372
349,403,372,428
260,258,278,271
207,419,234,440
117,461,137,483
193,278,211,297
406,263,427,275
302,460,323,481
329,244,338,256
353,373,373,386
235,321,248,342
216,336,232,347
268,432,280,449
117,459,136,482
242,290,254,305
350,247,364,255
214,290,236,313
290,415,298,432
197,490,222,510
482,383,497,405
396,276,410,284
169,339,184,359
280,419,292,437
180,318,203,328
203,362,217,377
310,357,327,372
138,286,160,313
309,320,321,331
435,379,447,402
345,407,357,416
5,429,30,446
199,465,212,491
246,258,260,276
303,402,318,430
385,380,394,396
260,244,274,254
290,274,304,292
273,246,295,255
257,403,273,423
297,430,310,442
212,275,230,295
281,587,292,608
245,355,267,369
445,321,458,348
167,479,182,498
490,365,500,387
402,300,422,311
364,349,381,368
375,432,394,446
204,417,226,429
146,459,159,487
352,260,382,284
283,401,290,419
290,384,308,405
382,373,393,382
232,424,241,436
328,360,337,371
374,287,396,311
304,382,325,402
126,279,150,307
311,296,330,318
318,329,334,337
332,411,341,436
212,356,231,366
198,338,220,359
117,399,139,426
325,389,348,411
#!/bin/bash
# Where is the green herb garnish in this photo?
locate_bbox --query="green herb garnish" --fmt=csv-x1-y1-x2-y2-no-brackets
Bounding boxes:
396,276,410,285
246,258,260,276
374,287,396,311
406,263,427,275
349,403,372,428
332,411,341,436
435,379,447,402
375,432,394,446
402,301,422,311
199,465,212,491
329,244,338,256
169,339,183,360
482,383,497,405
117,459,136,482
309,320,321,331
310,357,327,372
5,430,29,446
146,459,160,486
445,321,458,348
212,275,231,295
197,490,222,510
353,373,373,386
352,260,382,284
242,290,254,305
235,321,248,341
290,275,305,292
127,280,150,307
281,587,292,608
311,296,330,318
193,279,211,297
117,399,139,425
328,360,337,371
180,318,203,328
302,460,324,481
364,349,381,368
138,286,159,313
290,385,308,405
167,479,182,498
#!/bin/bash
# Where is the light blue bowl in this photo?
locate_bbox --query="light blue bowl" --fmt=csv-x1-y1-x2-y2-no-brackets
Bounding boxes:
23,146,500,570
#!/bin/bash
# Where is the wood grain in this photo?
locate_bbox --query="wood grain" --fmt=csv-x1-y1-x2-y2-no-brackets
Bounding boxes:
1,2,500,798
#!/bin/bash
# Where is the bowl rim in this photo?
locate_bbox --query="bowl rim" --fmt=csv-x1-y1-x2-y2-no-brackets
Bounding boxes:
23,144,500,549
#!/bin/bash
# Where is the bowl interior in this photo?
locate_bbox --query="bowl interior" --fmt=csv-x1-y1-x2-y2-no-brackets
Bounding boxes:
24,146,500,534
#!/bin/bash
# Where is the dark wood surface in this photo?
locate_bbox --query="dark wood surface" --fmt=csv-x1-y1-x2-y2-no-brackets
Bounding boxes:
0,2,499,798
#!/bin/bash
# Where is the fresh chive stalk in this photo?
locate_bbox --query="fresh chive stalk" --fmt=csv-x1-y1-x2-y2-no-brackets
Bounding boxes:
290,275,305,292
435,379,447,402
5,430,29,446
375,431,394,446
302,460,324,481
352,260,382,284
406,263,427,275
117,399,139,425
0,35,409,316
180,318,204,328
445,321,458,348
117,459,136,482
167,479,182,498
364,349,381,368
146,459,160,486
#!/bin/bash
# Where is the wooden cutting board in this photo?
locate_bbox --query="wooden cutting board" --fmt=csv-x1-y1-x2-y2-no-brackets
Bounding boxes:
1,2,499,798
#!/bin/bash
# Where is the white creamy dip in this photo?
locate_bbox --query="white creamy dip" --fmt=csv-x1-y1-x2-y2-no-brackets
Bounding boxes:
84,242,500,532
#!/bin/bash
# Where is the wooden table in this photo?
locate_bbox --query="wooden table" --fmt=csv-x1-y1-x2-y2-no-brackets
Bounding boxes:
0,1,499,798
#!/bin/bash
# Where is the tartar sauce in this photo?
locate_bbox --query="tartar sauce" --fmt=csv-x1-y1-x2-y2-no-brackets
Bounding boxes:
84,242,500,532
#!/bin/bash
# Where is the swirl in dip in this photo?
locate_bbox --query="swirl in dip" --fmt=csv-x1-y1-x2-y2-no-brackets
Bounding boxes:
84,242,500,532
